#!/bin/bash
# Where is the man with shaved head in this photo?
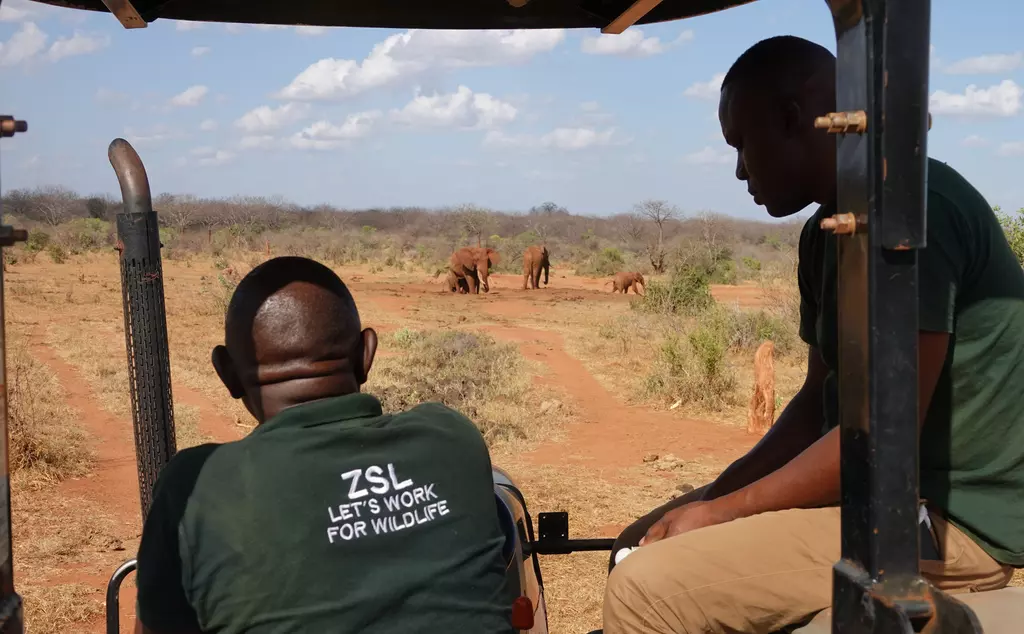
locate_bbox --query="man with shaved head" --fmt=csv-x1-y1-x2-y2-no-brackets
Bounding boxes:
603,35,1024,633
134,256,515,634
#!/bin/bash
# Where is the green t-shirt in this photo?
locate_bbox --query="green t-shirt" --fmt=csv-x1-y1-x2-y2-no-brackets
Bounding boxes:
135,393,515,633
798,157,1024,566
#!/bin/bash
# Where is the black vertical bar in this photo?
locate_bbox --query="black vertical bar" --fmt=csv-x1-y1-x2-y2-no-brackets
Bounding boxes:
109,139,176,520
827,0,981,631
0,102,26,634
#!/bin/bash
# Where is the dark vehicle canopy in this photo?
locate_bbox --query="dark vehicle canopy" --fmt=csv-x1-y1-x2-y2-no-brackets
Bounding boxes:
28,0,755,31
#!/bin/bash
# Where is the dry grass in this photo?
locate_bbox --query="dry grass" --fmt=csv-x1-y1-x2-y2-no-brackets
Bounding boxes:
368,328,570,452
22,583,104,633
8,339,89,484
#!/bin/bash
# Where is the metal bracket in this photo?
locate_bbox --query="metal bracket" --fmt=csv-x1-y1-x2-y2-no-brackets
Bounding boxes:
99,0,147,29
601,0,665,34
0,118,26,139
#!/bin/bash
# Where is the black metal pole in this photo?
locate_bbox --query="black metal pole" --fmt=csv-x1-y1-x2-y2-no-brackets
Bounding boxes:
109,138,176,520
105,558,137,634
826,0,979,631
0,112,27,634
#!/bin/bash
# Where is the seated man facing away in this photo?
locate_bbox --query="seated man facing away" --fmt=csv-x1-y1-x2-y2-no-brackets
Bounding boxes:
603,36,1024,634
134,256,514,634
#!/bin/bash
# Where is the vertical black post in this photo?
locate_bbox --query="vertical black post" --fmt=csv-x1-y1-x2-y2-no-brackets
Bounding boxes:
109,138,176,520
826,0,980,631
0,113,27,634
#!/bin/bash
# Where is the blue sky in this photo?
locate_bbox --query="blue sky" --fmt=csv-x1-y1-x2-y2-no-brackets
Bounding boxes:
0,0,1020,220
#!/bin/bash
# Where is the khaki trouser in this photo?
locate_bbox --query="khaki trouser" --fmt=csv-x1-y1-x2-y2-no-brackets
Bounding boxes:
603,507,1013,634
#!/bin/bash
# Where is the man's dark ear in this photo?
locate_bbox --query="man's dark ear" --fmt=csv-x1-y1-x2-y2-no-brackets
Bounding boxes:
212,345,245,399
782,100,802,137
356,328,378,385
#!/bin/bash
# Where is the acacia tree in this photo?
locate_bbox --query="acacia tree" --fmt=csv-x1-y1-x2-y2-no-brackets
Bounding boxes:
34,186,77,226
454,203,493,246
634,199,680,273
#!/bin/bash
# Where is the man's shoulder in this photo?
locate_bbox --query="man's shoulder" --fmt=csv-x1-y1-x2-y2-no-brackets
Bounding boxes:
389,402,487,443
926,158,994,225
156,443,224,497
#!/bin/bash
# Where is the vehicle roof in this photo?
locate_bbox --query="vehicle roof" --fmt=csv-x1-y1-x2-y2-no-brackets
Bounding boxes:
28,0,756,30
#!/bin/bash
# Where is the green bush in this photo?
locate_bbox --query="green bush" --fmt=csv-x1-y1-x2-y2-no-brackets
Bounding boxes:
643,324,736,411
26,229,50,252
636,264,714,315
995,206,1024,266
723,307,797,356
46,243,67,264
57,218,111,253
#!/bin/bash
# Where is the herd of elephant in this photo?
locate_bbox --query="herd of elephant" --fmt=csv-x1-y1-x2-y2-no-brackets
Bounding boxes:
443,246,645,295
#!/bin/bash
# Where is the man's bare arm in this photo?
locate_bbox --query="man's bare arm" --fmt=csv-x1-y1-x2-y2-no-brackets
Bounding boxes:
701,346,828,501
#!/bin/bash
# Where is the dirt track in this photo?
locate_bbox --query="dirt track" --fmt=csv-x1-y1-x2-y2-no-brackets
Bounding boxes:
10,262,763,632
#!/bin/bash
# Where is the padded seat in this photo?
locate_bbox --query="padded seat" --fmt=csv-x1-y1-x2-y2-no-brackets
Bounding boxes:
791,587,1024,634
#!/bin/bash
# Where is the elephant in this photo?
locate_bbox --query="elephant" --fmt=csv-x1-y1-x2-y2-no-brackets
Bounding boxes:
522,245,550,290
606,271,645,295
444,270,470,294
449,246,500,294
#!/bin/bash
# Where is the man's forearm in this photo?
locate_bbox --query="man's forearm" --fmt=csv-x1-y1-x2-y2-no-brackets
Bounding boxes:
703,387,822,501
715,426,841,520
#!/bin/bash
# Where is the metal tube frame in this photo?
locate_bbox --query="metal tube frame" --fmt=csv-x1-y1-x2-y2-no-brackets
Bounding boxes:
827,0,981,631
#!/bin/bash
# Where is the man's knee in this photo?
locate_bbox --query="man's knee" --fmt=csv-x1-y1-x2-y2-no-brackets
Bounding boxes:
603,543,701,634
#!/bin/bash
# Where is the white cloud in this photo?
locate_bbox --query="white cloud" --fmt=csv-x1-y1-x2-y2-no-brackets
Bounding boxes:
239,135,277,150
998,141,1024,157
962,134,989,147
0,22,47,67
390,86,517,129
483,127,625,151
0,0,34,22
191,46,211,57
95,87,128,105
296,26,328,36
193,148,235,166
174,20,205,31
580,28,692,58
288,111,381,149
580,101,601,112
944,52,1023,75
169,85,209,107
684,72,726,100
684,146,733,165
125,124,179,146
930,80,1022,117
47,31,110,62
277,28,565,101
199,119,218,131
235,102,310,133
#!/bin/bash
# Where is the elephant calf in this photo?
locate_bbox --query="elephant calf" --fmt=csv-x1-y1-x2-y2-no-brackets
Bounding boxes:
607,272,645,295
445,270,470,294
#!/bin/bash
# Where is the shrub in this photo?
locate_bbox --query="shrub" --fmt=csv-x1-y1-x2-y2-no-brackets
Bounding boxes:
367,329,544,447
26,229,50,252
47,243,67,264
57,218,111,253
643,324,736,411
636,264,714,315
995,206,1024,266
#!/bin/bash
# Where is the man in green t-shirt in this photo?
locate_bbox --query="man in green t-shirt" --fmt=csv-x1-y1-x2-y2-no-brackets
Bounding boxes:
603,36,1024,633
134,256,515,634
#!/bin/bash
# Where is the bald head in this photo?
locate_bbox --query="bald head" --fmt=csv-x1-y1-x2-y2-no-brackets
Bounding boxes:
718,35,838,218
213,257,377,422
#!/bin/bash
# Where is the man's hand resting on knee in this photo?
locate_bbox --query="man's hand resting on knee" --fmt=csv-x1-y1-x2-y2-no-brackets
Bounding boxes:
640,500,733,545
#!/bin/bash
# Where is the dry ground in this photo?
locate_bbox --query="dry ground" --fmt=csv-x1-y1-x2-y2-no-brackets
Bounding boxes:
4,254,1017,633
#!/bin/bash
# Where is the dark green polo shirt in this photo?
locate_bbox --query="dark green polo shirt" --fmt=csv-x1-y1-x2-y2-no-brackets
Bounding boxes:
798,157,1024,566
135,393,515,633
